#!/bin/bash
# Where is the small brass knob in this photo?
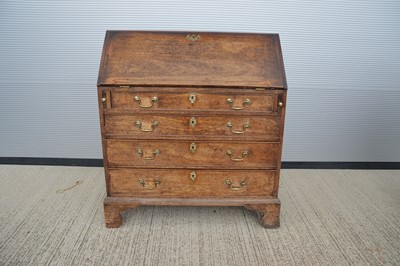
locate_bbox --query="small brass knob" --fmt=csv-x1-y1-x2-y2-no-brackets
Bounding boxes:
101,97,106,103
278,101,283,107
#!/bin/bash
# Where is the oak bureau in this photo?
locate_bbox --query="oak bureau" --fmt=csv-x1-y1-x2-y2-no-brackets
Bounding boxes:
97,31,287,228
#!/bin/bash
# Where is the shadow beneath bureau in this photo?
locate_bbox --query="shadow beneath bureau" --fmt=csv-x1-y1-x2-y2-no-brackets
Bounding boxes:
103,197,281,229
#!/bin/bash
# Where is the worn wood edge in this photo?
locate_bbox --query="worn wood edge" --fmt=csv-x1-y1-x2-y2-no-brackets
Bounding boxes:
104,134,280,142
273,34,288,89
98,86,111,195
103,30,281,36
273,90,287,196
106,165,278,170
104,196,280,206
245,202,281,228
103,109,280,116
97,31,112,85
98,84,288,89
106,139,280,144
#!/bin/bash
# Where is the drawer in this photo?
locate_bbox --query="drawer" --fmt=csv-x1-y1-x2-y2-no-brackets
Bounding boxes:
103,88,280,113
108,168,276,198
106,140,278,169
105,114,280,141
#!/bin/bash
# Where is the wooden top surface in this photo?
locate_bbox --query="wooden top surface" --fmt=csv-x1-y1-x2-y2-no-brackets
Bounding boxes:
98,31,287,88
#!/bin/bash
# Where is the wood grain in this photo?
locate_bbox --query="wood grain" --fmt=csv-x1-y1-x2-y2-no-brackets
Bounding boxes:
108,88,278,112
245,203,281,228
98,31,287,228
108,168,277,198
98,31,287,88
106,140,278,169
105,114,280,141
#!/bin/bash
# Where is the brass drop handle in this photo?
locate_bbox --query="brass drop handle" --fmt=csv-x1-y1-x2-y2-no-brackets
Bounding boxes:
278,101,283,107
224,180,247,191
134,96,158,108
226,122,250,134
226,98,252,110
138,178,161,189
136,148,160,160
226,149,250,161
135,120,159,132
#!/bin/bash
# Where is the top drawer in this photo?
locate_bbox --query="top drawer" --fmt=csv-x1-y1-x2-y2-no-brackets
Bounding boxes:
100,88,282,113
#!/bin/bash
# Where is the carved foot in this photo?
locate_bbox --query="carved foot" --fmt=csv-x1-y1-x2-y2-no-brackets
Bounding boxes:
104,202,123,228
245,202,281,228
103,201,139,228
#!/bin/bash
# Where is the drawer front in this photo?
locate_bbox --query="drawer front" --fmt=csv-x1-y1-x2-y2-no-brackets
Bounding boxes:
108,89,278,112
105,114,280,141
108,168,276,198
106,140,278,169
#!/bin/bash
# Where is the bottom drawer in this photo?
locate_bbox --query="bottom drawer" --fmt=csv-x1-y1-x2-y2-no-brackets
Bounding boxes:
108,168,276,198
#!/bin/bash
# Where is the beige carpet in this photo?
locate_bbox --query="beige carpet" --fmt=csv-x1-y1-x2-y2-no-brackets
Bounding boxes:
0,165,399,265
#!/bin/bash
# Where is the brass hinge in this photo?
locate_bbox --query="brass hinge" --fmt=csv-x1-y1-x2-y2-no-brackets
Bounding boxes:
186,34,200,42
119,85,130,88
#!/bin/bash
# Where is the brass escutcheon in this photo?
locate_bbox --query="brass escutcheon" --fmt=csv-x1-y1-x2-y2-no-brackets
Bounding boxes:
189,117,197,128
189,93,197,104
190,171,197,181
190,142,197,153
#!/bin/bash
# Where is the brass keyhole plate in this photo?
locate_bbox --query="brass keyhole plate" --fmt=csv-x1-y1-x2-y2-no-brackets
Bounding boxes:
189,117,197,128
190,142,197,153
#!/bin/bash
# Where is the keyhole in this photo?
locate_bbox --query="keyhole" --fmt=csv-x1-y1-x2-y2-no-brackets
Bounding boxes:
189,93,197,104
189,117,197,128
190,171,197,181
190,142,197,153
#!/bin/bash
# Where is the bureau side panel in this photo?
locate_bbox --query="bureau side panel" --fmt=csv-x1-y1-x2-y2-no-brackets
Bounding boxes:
98,87,111,195
272,90,287,196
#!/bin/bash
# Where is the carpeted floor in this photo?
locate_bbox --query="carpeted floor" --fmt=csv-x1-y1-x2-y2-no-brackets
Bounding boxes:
0,165,399,265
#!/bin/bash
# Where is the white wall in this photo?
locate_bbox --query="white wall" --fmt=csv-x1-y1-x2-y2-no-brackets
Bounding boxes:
1,0,399,161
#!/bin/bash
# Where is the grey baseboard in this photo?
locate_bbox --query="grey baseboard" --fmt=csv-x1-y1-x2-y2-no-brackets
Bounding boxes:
0,157,399,169
0,157,103,167
281,161,400,169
